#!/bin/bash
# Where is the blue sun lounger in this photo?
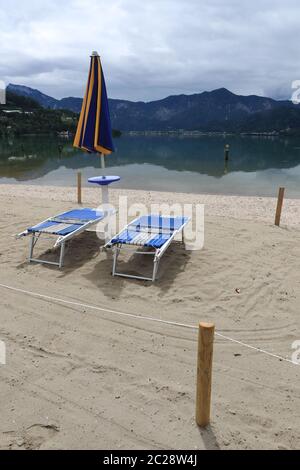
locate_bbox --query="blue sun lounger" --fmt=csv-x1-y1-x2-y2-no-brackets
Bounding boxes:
104,215,190,281
16,208,105,268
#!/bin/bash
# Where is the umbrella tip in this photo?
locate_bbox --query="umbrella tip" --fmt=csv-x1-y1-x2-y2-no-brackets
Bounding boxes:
91,51,99,56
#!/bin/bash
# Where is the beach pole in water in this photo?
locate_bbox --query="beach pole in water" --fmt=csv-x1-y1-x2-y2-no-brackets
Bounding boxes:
77,171,82,204
196,322,215,427
275,187,285,226
224,144,230,161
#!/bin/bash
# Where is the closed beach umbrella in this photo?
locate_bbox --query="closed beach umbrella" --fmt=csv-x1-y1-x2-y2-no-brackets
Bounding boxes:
73,51,115,167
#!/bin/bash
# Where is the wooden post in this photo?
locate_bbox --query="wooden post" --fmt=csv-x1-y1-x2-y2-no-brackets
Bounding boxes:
196,322,215,427
77,171,82,204
275,187,285,226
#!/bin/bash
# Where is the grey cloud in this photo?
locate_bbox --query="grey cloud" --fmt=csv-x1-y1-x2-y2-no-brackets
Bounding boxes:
0,0,300,101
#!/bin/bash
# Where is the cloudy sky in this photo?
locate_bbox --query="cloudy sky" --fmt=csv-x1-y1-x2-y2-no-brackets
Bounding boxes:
0,0,299,102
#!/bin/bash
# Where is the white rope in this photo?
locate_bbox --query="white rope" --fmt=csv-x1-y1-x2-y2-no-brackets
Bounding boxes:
0,282,298,366
0,283,196,330
214,332,298,366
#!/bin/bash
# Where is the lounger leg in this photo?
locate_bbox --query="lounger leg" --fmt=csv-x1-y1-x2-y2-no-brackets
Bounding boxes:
112,245,121,276
152,257,160,282
29,234,35,262
59,242,65,269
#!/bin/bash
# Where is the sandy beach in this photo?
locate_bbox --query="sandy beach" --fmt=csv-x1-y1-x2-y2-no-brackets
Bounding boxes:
0,183,299,450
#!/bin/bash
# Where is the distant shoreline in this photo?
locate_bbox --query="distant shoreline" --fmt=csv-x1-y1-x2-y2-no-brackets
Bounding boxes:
123,130,286,137
122,131,299,137
1,130,298,139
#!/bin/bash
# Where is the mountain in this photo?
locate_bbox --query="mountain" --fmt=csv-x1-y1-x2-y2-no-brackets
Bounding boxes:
7,84,82,112
0,90,78,136
58,97,83,112
234,106,300,134
5,89,42,110
108,88,297,132
7,84,58,109
7,83,300,133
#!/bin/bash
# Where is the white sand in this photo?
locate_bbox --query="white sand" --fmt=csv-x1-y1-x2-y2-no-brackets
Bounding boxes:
0,184,299,450
0,183,299,226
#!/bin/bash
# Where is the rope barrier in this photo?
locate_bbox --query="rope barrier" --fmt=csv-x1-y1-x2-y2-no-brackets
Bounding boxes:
0,282,298,366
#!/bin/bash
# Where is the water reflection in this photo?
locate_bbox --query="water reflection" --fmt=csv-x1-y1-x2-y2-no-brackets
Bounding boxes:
0,134,300,197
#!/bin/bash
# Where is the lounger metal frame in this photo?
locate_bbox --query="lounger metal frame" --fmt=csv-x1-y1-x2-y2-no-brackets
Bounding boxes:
16,212,105,268
104,216,190,281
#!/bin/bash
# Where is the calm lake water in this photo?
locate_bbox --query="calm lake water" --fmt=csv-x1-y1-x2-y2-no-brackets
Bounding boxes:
1,134,300,197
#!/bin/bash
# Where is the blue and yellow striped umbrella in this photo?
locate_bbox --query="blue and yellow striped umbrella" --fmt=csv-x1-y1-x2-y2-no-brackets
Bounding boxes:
73,51,115,156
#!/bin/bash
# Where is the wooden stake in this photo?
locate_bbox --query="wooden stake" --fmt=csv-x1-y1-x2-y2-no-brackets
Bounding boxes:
275,187,285,226
77,171,82,204
196,322,215,427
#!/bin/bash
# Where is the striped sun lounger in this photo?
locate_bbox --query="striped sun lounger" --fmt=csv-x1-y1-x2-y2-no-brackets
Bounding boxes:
105,215,190,281
16,208,105,268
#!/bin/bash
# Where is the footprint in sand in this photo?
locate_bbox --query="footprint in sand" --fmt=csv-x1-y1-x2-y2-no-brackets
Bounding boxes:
21,423,59,449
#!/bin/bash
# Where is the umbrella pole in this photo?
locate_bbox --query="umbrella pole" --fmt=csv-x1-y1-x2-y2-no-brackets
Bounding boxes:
102,185,109,205
100,152,108,206
101,153,105,170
